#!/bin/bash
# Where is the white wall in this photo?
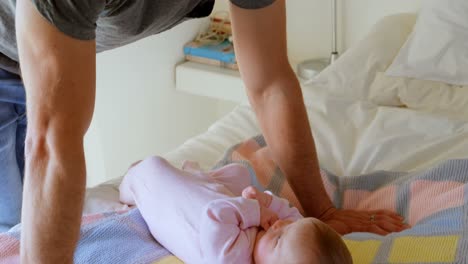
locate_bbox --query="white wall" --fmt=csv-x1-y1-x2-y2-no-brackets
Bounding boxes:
85,19,236,187
215,0,423,62
342,0,423,48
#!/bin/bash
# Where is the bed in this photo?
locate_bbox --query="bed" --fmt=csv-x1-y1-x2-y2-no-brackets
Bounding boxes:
79,11,468,263
87,10,468,263
1,9,467,264
85,11,468,215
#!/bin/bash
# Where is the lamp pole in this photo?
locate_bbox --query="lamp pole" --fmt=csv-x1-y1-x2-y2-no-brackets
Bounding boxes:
297,0,339,80
331,0,339,63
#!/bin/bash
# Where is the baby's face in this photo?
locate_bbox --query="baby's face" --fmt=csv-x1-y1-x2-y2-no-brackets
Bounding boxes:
253,218,320,264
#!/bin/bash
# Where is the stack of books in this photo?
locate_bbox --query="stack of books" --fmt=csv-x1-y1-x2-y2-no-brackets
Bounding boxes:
184,12,238,70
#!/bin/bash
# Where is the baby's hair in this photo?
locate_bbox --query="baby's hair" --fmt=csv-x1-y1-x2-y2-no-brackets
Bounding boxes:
282,219,352,264
313,221,353,264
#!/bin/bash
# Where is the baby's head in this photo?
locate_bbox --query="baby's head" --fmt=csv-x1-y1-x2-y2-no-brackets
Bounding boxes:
254,218,352,264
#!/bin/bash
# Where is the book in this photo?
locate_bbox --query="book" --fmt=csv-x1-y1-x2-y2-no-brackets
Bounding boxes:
184,40,238,70
185,55,239,70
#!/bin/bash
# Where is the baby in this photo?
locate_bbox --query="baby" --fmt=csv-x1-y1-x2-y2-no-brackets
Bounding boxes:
120,156,352,264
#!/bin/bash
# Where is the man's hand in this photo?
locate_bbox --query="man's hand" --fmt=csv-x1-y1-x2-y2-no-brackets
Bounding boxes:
320,207,410,236
242,186,272,208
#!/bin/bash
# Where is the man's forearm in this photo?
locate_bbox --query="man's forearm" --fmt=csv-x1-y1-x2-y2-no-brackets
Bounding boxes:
248,74,334,217
227,0,333,217
21,139,86,263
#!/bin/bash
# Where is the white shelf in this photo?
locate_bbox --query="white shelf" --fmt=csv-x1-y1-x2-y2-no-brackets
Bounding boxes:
175,60,307,103
175,61,248,104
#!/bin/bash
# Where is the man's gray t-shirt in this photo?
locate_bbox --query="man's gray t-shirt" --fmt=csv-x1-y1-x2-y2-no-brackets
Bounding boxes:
0,0,275,74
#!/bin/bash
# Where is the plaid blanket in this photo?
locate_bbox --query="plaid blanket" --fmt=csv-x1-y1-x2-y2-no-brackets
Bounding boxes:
1,135,467,264
0,209,172,264
214,135,468,264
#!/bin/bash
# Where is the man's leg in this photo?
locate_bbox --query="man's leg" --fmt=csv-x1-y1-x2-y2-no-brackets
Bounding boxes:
0,69,26,231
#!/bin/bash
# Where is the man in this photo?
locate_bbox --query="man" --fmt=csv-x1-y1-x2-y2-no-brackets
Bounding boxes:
0,0,404,262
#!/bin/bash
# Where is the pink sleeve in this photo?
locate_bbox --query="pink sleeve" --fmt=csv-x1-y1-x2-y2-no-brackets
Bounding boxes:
265,191,303,221
199,197,260,264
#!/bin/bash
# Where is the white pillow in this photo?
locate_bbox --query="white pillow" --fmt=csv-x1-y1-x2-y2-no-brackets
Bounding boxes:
368,72,468,119
386,0,468,85
305,13,417,103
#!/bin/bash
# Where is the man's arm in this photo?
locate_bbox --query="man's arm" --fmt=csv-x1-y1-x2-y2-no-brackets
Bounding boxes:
16,0,96,262
229,0,333,217
229,0,409,236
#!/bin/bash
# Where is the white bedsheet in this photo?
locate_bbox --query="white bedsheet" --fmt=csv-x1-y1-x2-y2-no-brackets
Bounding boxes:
83,13,468,214
166,87,468,177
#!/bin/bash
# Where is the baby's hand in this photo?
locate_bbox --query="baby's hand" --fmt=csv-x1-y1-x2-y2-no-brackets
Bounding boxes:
259,206,278,230
242,186,273,208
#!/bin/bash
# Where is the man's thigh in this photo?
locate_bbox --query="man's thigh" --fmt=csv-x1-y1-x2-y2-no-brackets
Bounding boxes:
0,69,26,231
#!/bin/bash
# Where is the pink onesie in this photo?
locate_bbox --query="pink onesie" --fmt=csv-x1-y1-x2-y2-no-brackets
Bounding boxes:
119,156,303,264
